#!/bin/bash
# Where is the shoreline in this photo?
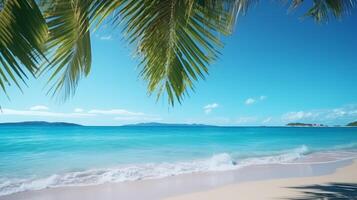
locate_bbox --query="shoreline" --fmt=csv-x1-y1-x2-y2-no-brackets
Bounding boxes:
166,159,357,200
1,158,355,200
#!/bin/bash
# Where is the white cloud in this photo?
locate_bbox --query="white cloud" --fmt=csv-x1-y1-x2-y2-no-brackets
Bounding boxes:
74,108,84,113
245,98,256,105
1,107,154,119
245,95,267,105
29,105,49,111
1,108,94,118
281,105,357,123
262,117,272,123
260,96,267,100
99,35,112,40
114,116,162,122
235,117,257,124
282,111,318,122
203,103,219,114
183,117,231,126
88,109,145,116
0,107,159,125
325,108,349,119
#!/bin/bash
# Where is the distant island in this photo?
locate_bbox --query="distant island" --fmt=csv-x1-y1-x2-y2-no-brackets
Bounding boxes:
286,123,327,127
1,121,354,127
346,121,357,127
122,122,216,127
0,121,82,126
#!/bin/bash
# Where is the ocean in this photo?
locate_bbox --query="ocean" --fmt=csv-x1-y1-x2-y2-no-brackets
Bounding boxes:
0,125,356,196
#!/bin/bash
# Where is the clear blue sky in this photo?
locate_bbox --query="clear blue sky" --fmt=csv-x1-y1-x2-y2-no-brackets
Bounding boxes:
1,2,356,126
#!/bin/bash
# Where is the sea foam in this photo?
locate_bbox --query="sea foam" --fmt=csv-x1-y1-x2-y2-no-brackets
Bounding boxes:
0,145,312,196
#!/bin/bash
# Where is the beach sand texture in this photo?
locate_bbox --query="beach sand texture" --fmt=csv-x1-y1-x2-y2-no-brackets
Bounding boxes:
166,160,357,200
1,160,356,200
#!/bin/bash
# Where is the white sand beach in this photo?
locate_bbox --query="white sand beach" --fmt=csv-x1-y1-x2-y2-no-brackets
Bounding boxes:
1,159,356,200
166,160,357,200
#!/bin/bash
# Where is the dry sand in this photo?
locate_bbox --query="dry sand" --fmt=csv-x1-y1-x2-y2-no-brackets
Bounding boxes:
1,159,355,200
166,160,357,200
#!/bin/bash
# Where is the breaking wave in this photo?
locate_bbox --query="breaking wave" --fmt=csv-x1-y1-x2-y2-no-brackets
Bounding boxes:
0,145,346,197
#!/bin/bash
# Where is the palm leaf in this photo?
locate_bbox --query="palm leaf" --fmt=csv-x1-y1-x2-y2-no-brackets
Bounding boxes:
41,0,127,100
42,0,93,100
290,0,356,22
118,0,247,105
0,0,47,96
1,0,355,105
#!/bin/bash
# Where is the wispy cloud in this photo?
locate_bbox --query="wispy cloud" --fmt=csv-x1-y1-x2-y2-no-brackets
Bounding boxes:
74,108,84,113
29,105,49,111
245,98,256,105
203,103,219,114
0,105,163,126
114,116,162,122
88,108,160,123
282,111,318,122
183,117,231,126
1,108,94,118
88,109,145,116
1,106,156,122
99,35,112,40
281,105,357,124
235,117,257,124
262,117,272,123
245,95,267,105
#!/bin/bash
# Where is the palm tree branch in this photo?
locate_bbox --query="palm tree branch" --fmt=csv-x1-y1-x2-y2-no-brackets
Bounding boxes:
42,0,92,100
0,0,47,96
118,0,244,105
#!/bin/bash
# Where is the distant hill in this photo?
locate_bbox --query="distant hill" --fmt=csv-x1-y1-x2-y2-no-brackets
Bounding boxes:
122,122,215,127
346,121,357,127
286,123,326,127
0,121,82,126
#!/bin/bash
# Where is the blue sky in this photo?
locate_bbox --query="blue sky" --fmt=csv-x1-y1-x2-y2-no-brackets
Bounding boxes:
1,2,357,126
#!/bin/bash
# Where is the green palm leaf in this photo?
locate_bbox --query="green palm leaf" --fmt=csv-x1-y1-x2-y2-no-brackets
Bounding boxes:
290,0,356,22
118,0,245,105
41,0,92,100
41,0,126,100
0,0,47,96
0,0,355,105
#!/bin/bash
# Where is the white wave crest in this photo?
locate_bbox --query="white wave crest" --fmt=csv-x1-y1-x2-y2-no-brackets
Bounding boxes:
238,145,309,166
0,146,309,196
332,142,357,150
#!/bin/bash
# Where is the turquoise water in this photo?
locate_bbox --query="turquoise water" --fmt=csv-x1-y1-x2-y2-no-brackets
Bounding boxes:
0,126,357,195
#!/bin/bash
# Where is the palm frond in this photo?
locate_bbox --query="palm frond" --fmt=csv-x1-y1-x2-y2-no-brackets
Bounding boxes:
1,0,355,105
290,0,356,22
90,0,124,30
119,0,248,105
43,0,92,100
41,0,126,100
0,0,47,96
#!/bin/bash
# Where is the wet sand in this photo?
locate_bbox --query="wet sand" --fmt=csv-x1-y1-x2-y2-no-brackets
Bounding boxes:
1,159,355,200
166,159,357,200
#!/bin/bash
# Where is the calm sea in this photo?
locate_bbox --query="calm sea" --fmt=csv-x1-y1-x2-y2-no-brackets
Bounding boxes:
0,125,356,195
